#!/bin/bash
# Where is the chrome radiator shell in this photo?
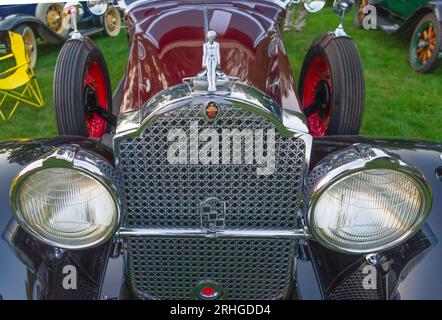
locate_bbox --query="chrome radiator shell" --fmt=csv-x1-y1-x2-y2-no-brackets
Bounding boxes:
113,83,312,299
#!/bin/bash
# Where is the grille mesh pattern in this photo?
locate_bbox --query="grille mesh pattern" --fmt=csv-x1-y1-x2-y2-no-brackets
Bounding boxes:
127,238,296,300
328,264,385,300
41,256,98,300
118,104,305,229
117,103,305,299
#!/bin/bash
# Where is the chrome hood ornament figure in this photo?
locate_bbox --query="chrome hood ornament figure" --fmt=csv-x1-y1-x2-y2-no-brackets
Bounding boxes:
183,30,238,95
203,31,221,92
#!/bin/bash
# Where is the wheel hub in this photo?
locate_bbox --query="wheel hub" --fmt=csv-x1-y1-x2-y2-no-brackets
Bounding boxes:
84,86,99,115
23,33,34,53
46,5,64,33
314,80,331,119
418,38,430,48
302,56,333,137
84,82,117,132
106,10,118,32
415,23,437,64
83,61,109,138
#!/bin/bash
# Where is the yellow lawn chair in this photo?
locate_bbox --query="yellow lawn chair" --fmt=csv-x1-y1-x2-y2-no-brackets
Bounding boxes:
0,30,44,121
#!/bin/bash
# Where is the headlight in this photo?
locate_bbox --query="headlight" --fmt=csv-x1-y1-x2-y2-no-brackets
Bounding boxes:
10,146,120,249
307,145,431,254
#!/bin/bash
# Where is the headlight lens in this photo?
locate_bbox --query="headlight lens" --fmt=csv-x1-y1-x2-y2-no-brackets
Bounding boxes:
308,146,431,254
13,164,119,249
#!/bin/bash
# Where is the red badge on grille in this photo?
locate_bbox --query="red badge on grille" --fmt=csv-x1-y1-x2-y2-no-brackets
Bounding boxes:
192,280,224,300
200,287,218,299
205,102,219,121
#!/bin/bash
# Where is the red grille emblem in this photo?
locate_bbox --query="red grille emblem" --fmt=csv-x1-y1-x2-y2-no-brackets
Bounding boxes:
200,287,218,299
192,281,224,300
205,102,219,121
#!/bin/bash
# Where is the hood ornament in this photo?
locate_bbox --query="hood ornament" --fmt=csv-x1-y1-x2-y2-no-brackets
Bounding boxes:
203,30,220,92
183,31,238,95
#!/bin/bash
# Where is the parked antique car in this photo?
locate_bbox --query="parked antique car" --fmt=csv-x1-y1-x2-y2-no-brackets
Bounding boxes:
0,1,122,67
0,0,441,300
355,0,442,73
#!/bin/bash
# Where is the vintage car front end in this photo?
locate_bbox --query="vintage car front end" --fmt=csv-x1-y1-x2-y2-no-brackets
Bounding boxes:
113,81,311,300
0,0,441,301
1,77,441,300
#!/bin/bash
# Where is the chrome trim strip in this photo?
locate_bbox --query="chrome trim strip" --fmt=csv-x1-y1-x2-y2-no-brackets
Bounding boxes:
118,227,311,239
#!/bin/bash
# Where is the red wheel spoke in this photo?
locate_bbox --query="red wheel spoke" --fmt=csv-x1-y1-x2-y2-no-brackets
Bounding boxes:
83,61,109,138
302,57,333,137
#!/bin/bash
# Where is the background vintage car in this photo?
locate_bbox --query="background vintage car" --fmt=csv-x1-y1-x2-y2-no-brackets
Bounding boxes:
0,0,441,301
355,0,442,73
0,1,122,67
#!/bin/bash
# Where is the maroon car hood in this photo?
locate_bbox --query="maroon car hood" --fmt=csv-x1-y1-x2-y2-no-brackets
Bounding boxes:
121,0,300,113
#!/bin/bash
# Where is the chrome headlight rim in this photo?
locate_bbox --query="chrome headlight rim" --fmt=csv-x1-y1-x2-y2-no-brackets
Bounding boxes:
9,146,121,250
307,145,432,254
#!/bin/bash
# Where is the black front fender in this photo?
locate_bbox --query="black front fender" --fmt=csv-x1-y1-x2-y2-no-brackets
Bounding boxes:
1,136,441,300
0,137,114,300
298,137,442,300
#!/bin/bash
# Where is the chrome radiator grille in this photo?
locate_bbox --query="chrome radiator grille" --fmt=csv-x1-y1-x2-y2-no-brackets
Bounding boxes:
117,103,306,299
118,104,305,229
127,238,296,300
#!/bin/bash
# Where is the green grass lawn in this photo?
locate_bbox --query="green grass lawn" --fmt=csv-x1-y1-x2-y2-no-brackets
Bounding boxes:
0,7,441,142
284,8,442,141
0,32,129,141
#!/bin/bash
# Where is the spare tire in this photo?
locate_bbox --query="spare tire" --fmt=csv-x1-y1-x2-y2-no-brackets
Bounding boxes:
54,37,115,138
299,34,365,137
